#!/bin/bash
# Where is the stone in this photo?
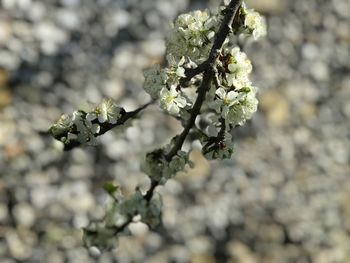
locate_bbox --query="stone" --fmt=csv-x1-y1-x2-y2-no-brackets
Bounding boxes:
0,21,12,45
259,89,290,127
56,9,80,30
245,0,286,13
227,241,257,263
6,231,32,260
12,203,36,227
177,149,211,181
0,204,8,222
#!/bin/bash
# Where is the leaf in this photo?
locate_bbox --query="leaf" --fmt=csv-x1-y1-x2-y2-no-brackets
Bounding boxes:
103,182,120,195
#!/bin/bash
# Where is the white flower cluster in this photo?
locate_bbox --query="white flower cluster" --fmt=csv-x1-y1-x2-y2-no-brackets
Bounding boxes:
199,46,258,159
221,87,258,126
86,99,122,124
49,99,122,146
209,47,258,127
240,3,267,40
140,2,265,160
224,47,252,89
166,10,219,62
50,111,100,146
159,86,187,115
143,57,193,116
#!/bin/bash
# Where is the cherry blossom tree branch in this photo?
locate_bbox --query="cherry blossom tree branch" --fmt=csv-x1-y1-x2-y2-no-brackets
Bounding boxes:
62,100,154,151
144,0,243,203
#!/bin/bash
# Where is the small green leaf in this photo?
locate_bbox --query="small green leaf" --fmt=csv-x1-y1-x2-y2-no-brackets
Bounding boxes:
103,182,119,195
239,86,251,93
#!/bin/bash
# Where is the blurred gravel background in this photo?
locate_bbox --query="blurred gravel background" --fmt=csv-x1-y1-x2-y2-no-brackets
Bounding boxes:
1,0,349,262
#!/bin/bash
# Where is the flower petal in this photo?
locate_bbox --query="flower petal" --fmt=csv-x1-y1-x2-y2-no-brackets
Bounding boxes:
208,125,218,137
168,103,179,115
160,87,169,97
169,85,178,97
227,91,238,101
176,67,186,78
175,96,187,108
86,112,97,121
91,124,100,134
215,88,226,99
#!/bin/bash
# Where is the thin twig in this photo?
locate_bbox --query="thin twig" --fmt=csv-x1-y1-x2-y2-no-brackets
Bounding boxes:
63,100,155,151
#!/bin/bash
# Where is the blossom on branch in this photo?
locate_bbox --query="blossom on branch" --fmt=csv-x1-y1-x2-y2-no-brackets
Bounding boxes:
86,99,122,124
159,86,187,115
241,3,267,40
166,10,219,63
49,0,267,251
222,86,258,126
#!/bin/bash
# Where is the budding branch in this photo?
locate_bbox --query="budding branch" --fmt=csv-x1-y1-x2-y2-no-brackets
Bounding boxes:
85,0,242,237
144,0,242,209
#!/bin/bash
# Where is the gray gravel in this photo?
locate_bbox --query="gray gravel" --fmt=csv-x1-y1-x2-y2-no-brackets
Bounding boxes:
1,0,350,262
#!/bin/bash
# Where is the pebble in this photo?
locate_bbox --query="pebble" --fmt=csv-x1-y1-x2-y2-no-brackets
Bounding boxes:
12,203,36,227
0,204,9,222
246,0,286,13
56,9,80,30
6,231,32,260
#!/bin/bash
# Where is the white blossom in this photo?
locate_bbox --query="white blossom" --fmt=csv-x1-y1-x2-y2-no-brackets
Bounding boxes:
209,87,241,113
166,10,219,62
86,99,122,124
216,88,239,106
222,87,258,126
166,56,187,82
242,4,267,40
49,114,72,138
159,86,187,115
224,48,251,88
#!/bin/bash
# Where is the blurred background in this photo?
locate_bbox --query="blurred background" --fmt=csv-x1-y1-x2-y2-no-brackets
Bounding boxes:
0,0,349,262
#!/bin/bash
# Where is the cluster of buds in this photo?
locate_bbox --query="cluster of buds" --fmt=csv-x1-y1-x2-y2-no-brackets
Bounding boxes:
49,99,123,148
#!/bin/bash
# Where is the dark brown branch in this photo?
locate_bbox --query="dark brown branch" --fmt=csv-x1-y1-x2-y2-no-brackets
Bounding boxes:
208,0,242,63
179,63,207,87
96,100,154,136
144,179,159,202
164,69,213,160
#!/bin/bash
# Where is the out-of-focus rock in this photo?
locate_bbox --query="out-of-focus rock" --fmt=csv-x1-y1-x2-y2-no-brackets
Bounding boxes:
6,231,32,260
178,149,211,181
259,90,290,127
245,0,286,13
12,203,36,227
0,21,12,44
227,241,257,263
0,69,11,108
190,254,215,263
